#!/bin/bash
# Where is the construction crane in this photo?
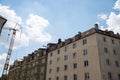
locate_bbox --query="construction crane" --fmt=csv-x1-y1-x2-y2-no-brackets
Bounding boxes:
1,24,20,80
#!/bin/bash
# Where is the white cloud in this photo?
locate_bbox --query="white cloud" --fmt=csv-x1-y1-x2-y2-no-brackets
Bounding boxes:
0,53,7,68
26,14,51,42
14,32,29,49
0,53,7,60
0,4,22,27
0,4,52,49
0,53,14,69
98,13,108,20
99,0,120,34
0,4,29,49
113,0,120,10
106,12,120,33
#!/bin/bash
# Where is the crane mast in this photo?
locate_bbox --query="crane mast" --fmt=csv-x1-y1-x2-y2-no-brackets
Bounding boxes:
2,28,17,80
0,16,21,80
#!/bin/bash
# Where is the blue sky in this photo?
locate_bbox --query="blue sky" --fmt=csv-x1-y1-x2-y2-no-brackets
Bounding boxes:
0,0,120,75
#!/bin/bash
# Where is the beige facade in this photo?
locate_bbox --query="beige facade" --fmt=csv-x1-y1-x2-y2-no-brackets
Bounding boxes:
46,26,120,80
97,33,120,80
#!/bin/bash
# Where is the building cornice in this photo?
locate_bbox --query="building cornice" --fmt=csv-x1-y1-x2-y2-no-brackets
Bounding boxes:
47,24,120,52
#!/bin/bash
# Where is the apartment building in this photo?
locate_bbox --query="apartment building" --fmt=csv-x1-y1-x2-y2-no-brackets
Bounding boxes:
8,59,22,80
8,48,47,80
46,24,120,80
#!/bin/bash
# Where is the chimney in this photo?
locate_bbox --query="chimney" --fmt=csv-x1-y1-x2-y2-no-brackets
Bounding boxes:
117,33,120,36
78,31,81,34
58,38,61,44
94,23,99,29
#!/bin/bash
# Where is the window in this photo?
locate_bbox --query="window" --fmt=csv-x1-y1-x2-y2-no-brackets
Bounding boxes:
37,53,39,57
83,49,88,55
73,43,76,49
113,49,116,55
64,75,67,80
41,58,45,63
111,39,115,44
115,61,119,67
50,53,52,57
28,64,31,68
104,47,108,53
56,67,59,72
73,74,77,80
64,65,68,71
56,76,59,80
73,52,77,58
33,62,35,66
39,53,43,57
36,61,38,65
57,50,60,54
108,72,112,80
57,57,60,62
49,78,51,80
84,72,90,79
103,37,106,42
118,74,120,80
64,55,68,61
43,51,46,55
65,47,68,52
50,60,52,65
84,60,89,67
49,68,52,74
83,39,87,45
40,67,44,73
73,63,77,69
106,59,110,65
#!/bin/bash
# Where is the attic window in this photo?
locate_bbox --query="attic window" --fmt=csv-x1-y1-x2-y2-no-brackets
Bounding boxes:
75,35,80,41
86,32,89,35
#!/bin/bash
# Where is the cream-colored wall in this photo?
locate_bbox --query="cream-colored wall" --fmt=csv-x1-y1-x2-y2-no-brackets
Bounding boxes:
46,33,102,80
97,33,120,80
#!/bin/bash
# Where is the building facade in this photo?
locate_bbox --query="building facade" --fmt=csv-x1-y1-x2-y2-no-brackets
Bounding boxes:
8,24,120,80
8,48,47,80
8,59,22,80
46,25,120,80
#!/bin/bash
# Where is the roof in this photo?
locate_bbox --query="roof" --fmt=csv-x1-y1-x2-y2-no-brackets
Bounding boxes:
47,24,120,52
